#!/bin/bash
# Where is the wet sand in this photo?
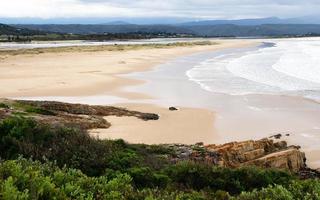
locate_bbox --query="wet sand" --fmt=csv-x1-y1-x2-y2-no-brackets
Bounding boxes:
0,40,254,98
90,103,217,144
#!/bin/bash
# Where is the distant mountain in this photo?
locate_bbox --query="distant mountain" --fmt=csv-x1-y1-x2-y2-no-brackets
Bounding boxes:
3,16,320,25
13,24,194,35
180,17,283,26
0,23,43,35
13,23,320,37
287,15,320,24
179,16,320,26
0,17,193,25
101,21,131,25
9,15,320,38
188,24,320,37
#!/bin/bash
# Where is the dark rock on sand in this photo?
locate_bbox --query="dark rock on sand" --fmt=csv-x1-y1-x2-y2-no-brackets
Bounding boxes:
169,107,178,111
270,133,282,139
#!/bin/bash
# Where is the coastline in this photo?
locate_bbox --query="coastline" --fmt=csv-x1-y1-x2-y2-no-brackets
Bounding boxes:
0,40,256,98
0,39,257,147
2,38,320,168
0,39,256,147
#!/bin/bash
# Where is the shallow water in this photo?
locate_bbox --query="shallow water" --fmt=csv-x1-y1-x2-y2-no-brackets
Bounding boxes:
0,38,207,50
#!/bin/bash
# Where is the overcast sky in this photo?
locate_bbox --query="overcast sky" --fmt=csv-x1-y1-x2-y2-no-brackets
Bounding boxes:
0,0,319,20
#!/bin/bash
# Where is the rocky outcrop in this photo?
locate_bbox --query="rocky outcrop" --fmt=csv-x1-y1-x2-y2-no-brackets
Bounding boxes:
206,139,306,172
0,99,159,130
165,139,306,172
244,148,305,172
164,143,221,165
16,100,159,121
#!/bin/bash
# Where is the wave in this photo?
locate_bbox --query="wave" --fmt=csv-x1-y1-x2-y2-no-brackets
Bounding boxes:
186,39,320,100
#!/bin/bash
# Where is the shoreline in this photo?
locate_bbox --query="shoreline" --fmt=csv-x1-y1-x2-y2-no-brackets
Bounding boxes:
0,39,257,98
2,38,320,168
0,39,257,146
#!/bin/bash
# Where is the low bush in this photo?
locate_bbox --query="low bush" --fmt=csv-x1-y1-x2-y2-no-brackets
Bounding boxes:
0,103,9,109
165,161,294,194
0,117,168,176
0,116,319,199
24,106,56,116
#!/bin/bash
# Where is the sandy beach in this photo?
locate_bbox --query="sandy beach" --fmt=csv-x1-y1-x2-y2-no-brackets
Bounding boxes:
90,103,217,144
2,38,320,169
0,40,253,98
0,39,256,144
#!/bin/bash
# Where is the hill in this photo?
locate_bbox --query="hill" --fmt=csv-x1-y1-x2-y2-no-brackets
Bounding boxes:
14,23,320,37
190,24,320,37
101,20,131,25
3,15,320,25
13,24,194,35
0,23,43,35
180,17,283,26
179,16,320,26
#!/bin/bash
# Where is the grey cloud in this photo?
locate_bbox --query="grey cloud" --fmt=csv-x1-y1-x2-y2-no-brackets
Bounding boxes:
75,0,320,19
2,0,320,19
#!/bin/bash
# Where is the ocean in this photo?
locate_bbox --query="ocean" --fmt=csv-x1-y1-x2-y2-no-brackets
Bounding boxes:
187,38,320,102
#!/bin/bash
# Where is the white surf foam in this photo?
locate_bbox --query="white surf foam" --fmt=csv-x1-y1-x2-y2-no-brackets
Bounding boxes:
186,38,320,100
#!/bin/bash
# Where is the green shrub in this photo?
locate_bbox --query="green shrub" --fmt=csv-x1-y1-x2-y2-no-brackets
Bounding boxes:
165,161,214,190
24,107,56,116
0,117,168,177
0,158,134,200
165,161,295,194
0,117,112,176
126,167,170,188
11,102,55,116
1,116,319,199
0,103,9,109
235,185,294,200
287,180,320,200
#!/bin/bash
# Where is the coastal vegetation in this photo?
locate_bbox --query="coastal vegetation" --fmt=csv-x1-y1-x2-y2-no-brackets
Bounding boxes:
0,23,194,42
2,22,320,44
0,100,320,199
13,23,320,37
0,32,194,43
0,41,215,56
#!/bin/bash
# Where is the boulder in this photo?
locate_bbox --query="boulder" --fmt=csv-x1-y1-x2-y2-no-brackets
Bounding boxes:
243,148,306,172
206,138,306,172
169,107,178,111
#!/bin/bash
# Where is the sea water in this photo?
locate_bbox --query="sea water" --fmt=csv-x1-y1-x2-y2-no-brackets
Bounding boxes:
186,38,320,102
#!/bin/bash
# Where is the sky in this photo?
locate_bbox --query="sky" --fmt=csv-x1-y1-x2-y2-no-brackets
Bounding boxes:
0,0,319,22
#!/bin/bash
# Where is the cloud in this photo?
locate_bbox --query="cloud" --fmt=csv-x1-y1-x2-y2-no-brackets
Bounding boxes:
0,0,319,19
